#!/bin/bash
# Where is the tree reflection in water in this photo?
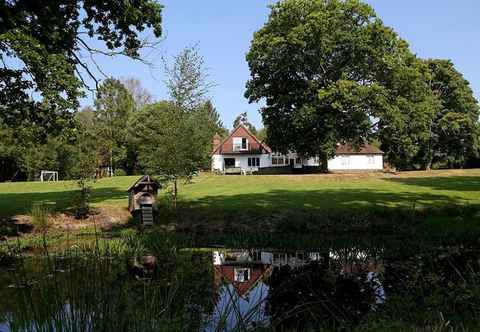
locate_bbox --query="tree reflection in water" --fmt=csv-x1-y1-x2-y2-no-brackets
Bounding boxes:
1,243,479,331
210,248,385,331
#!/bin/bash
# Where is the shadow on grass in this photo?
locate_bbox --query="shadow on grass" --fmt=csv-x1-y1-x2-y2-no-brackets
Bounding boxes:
183,188,466,213
158,187,480,236
0,187,128,217
385,176,480,192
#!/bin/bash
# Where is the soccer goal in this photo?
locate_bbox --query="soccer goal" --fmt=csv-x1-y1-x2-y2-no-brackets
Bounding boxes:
40,170,59,182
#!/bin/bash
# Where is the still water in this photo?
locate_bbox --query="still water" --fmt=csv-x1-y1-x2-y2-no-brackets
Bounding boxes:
0,241,479,331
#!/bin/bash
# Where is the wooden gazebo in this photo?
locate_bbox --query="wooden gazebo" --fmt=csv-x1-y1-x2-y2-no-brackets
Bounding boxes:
127,175,161,225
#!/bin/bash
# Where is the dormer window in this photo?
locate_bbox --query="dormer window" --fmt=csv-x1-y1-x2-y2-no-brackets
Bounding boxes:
233,137,248,151
234,268,250,282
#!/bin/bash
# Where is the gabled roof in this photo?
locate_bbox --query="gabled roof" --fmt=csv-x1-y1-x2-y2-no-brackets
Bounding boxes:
127,175,161,192
212,124,272,155
214,264,273,298
335,143,384,155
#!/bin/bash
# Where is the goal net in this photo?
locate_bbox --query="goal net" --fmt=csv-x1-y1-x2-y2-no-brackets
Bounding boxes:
40,170,59,182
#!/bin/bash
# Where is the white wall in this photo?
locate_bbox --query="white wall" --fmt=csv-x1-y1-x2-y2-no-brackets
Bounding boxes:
302,154,383,170
212,154,224,171
212,153,383,171
303,157,320,167
211,154,271,172
271,152,304,168
213,251,224,266
328,155,383,170
261,252,273,265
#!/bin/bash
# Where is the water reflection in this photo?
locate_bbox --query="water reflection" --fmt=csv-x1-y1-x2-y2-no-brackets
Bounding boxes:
210,248,385,330
1,243,479,331
210,250,272,330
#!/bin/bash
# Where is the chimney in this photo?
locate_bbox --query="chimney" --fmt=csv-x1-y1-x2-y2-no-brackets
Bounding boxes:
213,133,222,152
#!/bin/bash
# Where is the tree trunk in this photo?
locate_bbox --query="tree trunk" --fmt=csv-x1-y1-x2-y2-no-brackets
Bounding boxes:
110,148,114,177
319,152,328,173
424,123,434,171
173,178,178,209
10,170,19,182
424,158,433,171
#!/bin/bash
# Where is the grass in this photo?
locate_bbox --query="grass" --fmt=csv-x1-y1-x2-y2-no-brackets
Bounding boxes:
2,170,480,331
180,169,480,210
0,169,479,235
0,176,136,217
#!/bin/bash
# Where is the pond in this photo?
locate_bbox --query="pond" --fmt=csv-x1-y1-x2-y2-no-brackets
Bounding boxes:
1,236,480,331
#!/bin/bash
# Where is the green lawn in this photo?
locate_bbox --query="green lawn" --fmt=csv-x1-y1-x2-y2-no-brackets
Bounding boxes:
179,170,480,212
0,176,137,217
1,170,479,231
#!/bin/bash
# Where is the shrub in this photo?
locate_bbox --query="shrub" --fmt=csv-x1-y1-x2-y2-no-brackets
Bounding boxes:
74,180,91,219
119,228,139,239
31,201,52,233
114,168,127,176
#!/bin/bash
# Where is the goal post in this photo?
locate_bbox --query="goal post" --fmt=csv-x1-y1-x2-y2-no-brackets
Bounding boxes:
40,170,59,182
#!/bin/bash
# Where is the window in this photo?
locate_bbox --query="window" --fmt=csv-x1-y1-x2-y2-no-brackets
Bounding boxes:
233,137,248,151
341,156,350,166
295,157,301,164
224,158,235,168
367,156,375,165
272,154,287,166
234,268,250,282
248,157,260,167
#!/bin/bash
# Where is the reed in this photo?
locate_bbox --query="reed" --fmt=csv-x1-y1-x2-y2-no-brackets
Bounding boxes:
2,226,480,331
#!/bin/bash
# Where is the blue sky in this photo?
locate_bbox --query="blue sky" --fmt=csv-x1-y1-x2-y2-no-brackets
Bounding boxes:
80,0,480,129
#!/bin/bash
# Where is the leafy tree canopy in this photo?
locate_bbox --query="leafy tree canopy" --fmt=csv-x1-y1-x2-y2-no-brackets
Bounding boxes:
420,59,480,169
256,127,268,143
164,45,213,111
94,78,135,172
122,77,154,111
130,45,218,206
233,112,257,135
131,101,205,207
0,0,163,127
245,0,437,169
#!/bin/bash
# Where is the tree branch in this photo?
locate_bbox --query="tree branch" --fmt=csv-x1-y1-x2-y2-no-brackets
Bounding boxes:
71,51,99,90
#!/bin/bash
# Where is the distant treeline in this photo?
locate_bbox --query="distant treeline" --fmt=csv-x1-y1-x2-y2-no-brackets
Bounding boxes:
0,77,227,182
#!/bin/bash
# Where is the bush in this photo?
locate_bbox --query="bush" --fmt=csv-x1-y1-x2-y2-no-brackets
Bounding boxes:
119,228,139,239
74,180,91,219
31,201,52,233
114,168,127,176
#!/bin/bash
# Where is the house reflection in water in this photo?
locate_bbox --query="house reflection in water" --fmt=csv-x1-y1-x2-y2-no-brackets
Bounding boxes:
209,248,386,330
209,250,272,330
213,250,273,299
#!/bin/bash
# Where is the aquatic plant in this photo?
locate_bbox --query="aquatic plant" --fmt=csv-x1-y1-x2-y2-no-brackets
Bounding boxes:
30,201,55,253
30,202,51,234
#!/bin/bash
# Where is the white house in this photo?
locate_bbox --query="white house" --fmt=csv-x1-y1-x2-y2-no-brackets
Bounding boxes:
212,125,384,173
211,125,272,173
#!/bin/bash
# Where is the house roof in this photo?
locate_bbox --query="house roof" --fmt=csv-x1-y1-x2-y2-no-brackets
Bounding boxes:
214,264,273,298
212,127,382,156
212,124,272,155
335,143,384,155
127,175,161,192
